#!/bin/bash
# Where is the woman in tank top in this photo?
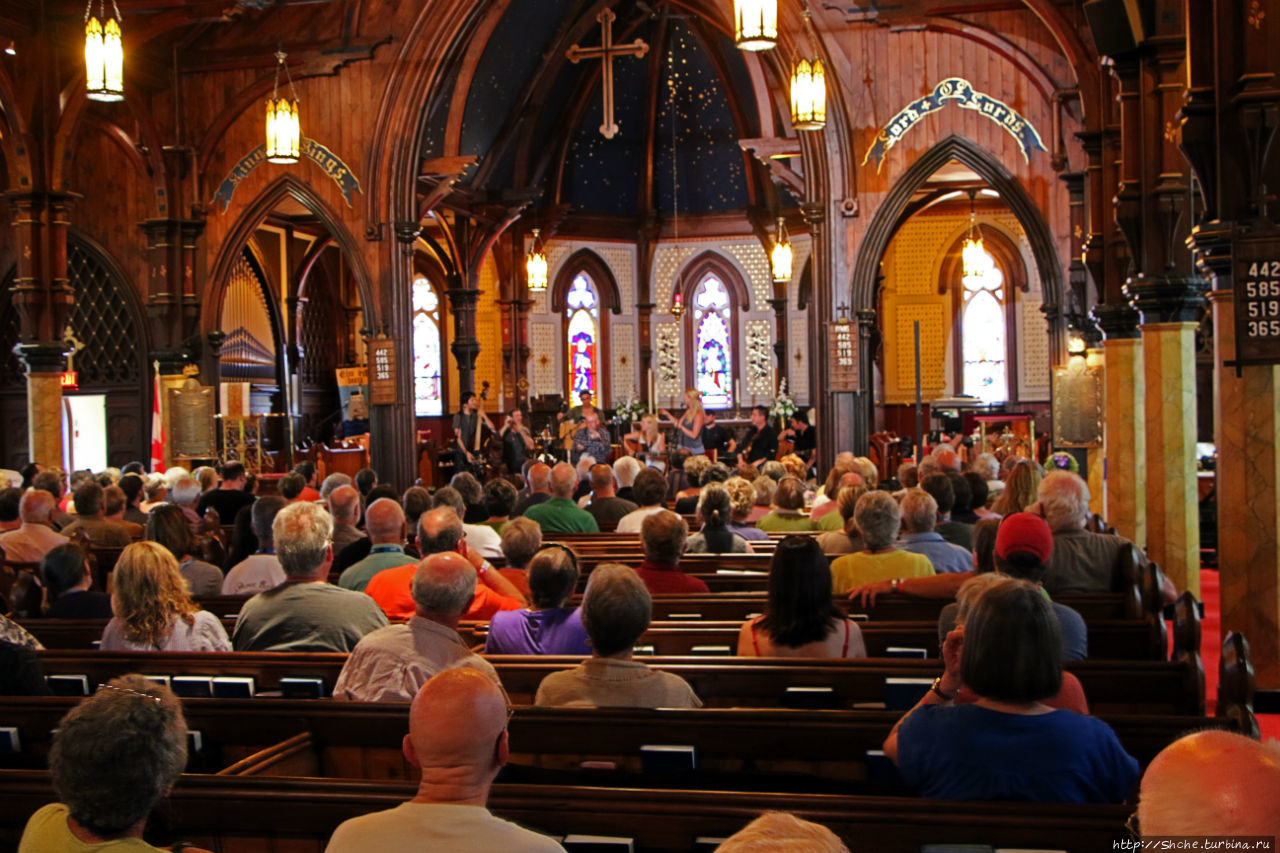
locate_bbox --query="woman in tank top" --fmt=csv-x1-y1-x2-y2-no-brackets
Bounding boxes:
660,387,705,455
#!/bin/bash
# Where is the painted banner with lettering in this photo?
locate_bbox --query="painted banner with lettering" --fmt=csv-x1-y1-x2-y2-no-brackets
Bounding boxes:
862,78,1046,173
213,138,363,211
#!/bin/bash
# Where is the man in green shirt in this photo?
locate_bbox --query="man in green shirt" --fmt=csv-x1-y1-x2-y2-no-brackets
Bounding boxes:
524,463,599,533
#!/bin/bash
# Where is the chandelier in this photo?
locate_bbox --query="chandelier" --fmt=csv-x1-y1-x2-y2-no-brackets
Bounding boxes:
526,227,548,293
84,0,124,103
734,0,777,51
265,51,301,165
771,217,793,283
790,57,826,131
961,191,986,282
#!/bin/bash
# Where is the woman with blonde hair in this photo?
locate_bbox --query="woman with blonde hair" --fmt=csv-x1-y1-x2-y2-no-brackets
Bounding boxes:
99,541,230,652
660,387,705,455
991,459,1041,517
623,413,667,471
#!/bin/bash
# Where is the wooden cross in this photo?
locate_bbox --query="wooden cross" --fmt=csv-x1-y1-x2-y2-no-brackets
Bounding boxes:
566,9,648,139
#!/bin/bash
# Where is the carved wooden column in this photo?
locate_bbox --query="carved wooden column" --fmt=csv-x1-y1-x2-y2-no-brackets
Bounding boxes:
445,269,482,398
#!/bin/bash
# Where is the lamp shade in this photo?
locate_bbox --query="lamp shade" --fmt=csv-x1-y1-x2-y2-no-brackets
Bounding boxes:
771,218,792,283
735,0,777,51
790,58,826,131
85,14,124,102
265,95,300,164
526,228,548,292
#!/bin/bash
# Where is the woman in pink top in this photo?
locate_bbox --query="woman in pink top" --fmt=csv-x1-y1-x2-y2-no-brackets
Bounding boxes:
738,536,867,658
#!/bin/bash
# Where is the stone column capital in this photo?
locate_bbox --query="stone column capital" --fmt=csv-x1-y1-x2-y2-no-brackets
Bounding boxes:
1091,301,1142,339
1124,274,1208,325
14,342,71,374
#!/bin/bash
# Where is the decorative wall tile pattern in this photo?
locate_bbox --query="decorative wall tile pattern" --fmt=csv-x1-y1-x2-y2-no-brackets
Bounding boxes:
895,304,947,393
528,322,559,398
653,245,699,310
1020,299,1051,393
596,245,635,310
655,322,682,400
610,323,637,403
789,316,810,403
721,240,772,309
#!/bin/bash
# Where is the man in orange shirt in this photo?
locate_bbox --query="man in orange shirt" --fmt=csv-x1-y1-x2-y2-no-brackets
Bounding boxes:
365,506,526,621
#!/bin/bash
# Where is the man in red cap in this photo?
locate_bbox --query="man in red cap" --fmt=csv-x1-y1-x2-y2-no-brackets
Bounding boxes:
987,512,1088,661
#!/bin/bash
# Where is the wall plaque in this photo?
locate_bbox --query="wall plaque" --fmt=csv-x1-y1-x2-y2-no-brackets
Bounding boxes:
169,378,217,458
1051,361,1103,448
1233,231,1280,366
369,339,398,405
827,319,859,391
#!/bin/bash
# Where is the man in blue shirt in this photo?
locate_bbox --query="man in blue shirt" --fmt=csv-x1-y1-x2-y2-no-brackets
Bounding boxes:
899,489,973,574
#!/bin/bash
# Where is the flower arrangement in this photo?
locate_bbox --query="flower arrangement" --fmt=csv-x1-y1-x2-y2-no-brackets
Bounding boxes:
769,378,797,423
612,397,648,424
1048,451,1079,474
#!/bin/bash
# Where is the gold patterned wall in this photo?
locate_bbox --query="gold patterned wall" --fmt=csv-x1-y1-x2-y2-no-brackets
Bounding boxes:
447,254,503,411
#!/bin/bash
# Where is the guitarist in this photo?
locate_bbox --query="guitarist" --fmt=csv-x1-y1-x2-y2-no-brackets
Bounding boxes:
452,390,496,476
500,408,535,476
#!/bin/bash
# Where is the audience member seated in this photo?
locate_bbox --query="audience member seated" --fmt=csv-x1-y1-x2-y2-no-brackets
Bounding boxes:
42,542,113,618
581,463,638,528
920,473,972,550
450,472,491,524
192,465,218,494
430,486,503,558
293,460,322,501
738,536,867,658
747,475,775,523
636,510,709,594
884,578,1137,802
338,498,417,592
816,484,867,556
808,464,852,523
524,462,600,533
534,563,702,708
18,675,211,853
947,471,979,525
615,468,670,533
941,574,1089,712
102,486,143,539
673,454,712,514
964,470,1000,520
365,507,525,621
195,461,255,523
0,486,21,534
232,502,387,652
714,811,850,853
327,669,565,852
32,469,75,529
1136,730,1280,841
484,545,591,655
481,478,518,532
613,454,641,502
319,472,352,503
354,466,378,497
686,482,752,554
335,552,500,701
139,475,167,515
168,476,204,532
723,476,769,541
496,516,541,597
278,472,306,503
221,496,287,595
100,541,231,652
755,476,816,532
61,482,132,547
898,489,972,573
972,452,1003,497
991,459,1040,516
1037,471,1175,604
0,637,51,695
512,462,553,517
327,484,367,553
829,491,934,593
117,474,149,526
0,488,69,562
146,504,224,596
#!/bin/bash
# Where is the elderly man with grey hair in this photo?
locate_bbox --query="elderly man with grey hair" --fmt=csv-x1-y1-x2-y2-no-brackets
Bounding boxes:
523,462,599,533
232,501,387,652
319,472,352,502
327,484,367,553
534,563,700,708
0,489,68,563
168,475,204,532
334,551,500,702
434,486,503,559
337,498,417,592
612,454,642,502
898,489,972,574
635,509,708,594
1036,471,1174,603
221,496,287,595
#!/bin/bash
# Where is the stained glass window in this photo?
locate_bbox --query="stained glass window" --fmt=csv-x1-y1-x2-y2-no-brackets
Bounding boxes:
691,274,734,409
412,276,444,416
565,273,600,401
960,245,1008,403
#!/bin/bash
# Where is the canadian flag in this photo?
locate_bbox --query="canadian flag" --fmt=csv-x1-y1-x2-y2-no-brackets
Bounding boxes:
150,368,166,473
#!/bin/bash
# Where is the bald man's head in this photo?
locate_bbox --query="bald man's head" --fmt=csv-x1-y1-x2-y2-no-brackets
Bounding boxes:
364,498,405,543
403,669,509,794
589,464,616,496
527,463,551,494
1138,730,1280,839
328,485,361,524
549,462,577,498
410,551,477,617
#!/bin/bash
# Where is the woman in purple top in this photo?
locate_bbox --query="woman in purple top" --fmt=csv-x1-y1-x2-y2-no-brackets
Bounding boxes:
484,544,591,656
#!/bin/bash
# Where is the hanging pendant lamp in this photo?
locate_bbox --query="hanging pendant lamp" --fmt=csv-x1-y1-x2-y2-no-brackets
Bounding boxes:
961,190,986,282
526,228,548,293
790,57,826,130
771,217,793,283
734,0,777,51
84,0,124,102
266,50,301,165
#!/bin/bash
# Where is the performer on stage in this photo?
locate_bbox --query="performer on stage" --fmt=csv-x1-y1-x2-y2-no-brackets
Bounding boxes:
623,414,667,472
571,410,612,466
738,405,778,469
780,410,816,463
500,408,535,475
452,391,496,474
700,410,732,461
660,388,705,456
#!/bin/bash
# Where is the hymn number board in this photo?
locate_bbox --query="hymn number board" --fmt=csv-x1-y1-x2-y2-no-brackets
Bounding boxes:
1234,232,1280,365
369,338,398,405
828,320,859,391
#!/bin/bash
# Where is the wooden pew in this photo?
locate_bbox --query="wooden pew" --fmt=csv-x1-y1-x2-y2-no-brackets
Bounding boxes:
0,769,1134,853
32,649,1207,714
